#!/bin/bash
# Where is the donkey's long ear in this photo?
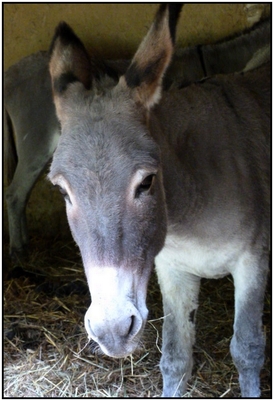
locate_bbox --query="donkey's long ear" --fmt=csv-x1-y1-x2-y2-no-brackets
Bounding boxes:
50,22,92,92
49,22,92,120
122,4,182,109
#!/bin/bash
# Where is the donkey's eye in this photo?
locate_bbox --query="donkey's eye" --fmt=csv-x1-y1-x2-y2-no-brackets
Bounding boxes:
135,174,155,198
56,185,71,204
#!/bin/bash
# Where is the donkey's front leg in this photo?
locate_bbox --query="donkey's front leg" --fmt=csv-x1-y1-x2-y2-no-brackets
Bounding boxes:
156,261,200,397
230,253,268,397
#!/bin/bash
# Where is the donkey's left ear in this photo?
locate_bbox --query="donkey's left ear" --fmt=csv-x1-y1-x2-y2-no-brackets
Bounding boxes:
121,4,182,109
49,22,92,94
49,22,92,122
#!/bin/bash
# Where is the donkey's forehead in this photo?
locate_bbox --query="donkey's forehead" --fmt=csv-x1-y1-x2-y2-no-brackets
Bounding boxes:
49,90,160,183
65,81,135,119
59,83,158,155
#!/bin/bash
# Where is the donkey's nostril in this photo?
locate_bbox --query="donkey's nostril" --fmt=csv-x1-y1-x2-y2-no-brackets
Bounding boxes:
128,315,135,336
127,313,143,337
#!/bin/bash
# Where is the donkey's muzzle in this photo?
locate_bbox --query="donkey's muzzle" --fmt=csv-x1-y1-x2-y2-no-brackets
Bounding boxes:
84,302,148,358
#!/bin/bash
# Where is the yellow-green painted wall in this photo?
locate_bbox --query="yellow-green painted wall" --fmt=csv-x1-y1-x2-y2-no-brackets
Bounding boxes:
4,3,270,71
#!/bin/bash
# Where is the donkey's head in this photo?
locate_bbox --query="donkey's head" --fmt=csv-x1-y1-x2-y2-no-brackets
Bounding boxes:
48,5,182,358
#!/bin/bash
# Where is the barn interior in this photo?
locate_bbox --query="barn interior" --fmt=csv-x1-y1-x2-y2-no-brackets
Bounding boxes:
4,3,271,397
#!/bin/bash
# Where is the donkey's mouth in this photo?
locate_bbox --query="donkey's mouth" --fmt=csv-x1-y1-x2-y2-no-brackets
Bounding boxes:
84,303,148,358
93,333,143,359
86,324,146,359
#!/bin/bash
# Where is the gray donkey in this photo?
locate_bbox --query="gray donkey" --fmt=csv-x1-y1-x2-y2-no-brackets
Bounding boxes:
48,4,269,397
4,15,270,258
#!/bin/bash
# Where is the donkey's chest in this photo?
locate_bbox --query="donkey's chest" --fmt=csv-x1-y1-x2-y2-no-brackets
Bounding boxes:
155,233,243,279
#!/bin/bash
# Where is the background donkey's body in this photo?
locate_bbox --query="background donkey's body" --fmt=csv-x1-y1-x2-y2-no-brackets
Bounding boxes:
4,17,270,256
166,17,270,88
48,4,269,398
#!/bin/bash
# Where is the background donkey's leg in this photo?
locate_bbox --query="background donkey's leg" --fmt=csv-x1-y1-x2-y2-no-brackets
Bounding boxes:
230,251,268,397
5,142,56,258
156,262,200,397
5,111,60,259
6,162,44,256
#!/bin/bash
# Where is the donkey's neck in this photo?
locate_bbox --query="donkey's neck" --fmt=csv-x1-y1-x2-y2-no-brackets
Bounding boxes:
149,100,205,232
148,84,241,238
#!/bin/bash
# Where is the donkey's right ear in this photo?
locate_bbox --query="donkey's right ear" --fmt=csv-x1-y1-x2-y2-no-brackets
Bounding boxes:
120,4,182,110
49,22,91,119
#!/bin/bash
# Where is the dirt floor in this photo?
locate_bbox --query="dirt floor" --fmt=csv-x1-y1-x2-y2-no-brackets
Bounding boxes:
3,235,271,398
